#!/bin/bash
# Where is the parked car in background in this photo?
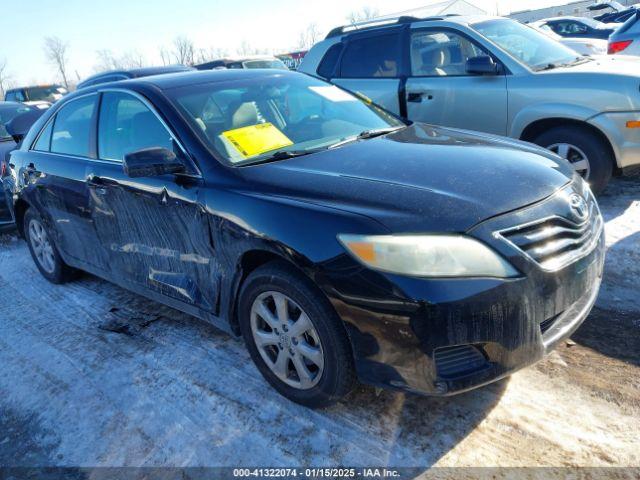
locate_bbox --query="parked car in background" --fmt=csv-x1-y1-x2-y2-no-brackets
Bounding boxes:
607,10,640,53
0,102,44,229
194,56,289,70
588,1,638,23
76,65,194,90
299,15,640,193
7,69,604,407
529,21,608,55
4,85,68,109
534,16,621,39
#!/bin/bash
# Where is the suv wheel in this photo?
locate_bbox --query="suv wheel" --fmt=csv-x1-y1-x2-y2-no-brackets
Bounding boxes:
238,261,355,408
24,208,76,284
533,126,613,194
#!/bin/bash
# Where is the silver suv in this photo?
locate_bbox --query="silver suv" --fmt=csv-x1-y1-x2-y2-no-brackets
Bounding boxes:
299,15,640,193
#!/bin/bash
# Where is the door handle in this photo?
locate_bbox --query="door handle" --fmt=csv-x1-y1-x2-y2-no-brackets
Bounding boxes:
87,175,107,195
23,163,41,181
407,92,433,103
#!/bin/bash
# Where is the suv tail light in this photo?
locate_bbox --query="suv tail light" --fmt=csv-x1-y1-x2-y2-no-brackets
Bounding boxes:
0,162,5,177
608,40,633,54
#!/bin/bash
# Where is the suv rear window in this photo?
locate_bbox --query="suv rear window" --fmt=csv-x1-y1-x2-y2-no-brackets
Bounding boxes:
317,43,344,78
339,33,402,78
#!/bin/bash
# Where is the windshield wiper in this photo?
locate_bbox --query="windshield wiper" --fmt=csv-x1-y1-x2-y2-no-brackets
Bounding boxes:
239,149,320,166
329,126,404,149
537,56,592,72
536,63,560,71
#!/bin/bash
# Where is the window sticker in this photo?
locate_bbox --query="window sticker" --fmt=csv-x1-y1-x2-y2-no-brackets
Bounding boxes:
222,122,293,158
309,86,357,102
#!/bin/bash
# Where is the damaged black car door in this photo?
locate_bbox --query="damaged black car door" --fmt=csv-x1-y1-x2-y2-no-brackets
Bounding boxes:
88,90,217,313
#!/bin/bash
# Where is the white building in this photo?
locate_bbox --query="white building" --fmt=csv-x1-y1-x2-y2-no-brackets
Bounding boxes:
509,0,637,23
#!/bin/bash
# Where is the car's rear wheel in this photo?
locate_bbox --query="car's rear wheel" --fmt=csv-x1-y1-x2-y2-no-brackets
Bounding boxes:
238,261,355,408
24,208,76,284
533,126,613,194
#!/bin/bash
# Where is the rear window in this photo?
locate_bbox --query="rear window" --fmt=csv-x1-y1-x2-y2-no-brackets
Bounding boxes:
26,85,68,103
339,33,402,78
317,43,343,78
50,95,97,157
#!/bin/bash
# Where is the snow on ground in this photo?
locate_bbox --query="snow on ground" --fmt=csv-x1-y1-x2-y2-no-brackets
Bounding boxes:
0,177,639,471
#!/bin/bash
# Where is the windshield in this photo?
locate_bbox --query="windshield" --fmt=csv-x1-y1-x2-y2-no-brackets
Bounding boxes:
475,19,581,70
168,74,404,166
0,104,33,141
26,85,68,102
243,59,289,70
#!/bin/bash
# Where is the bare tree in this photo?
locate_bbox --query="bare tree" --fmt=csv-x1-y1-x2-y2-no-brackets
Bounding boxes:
195,47,229,65
297,23,321,50
346,6,380,25
120,50,146,69
238,40,258,57
95,49,120,72
159,46,172,66
173,36,195,65
44,36,70,88
0,58,12,99
94,49,147,73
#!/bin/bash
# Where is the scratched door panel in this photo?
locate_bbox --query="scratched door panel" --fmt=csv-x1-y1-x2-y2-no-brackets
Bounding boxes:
90,162,217,313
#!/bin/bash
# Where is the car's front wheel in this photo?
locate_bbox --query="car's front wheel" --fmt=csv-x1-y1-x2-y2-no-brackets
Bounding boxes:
24,208,76,284
238,261,355,408
533,125,613,194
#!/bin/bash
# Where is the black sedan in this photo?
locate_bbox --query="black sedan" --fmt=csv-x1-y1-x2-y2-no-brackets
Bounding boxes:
7,70,605,407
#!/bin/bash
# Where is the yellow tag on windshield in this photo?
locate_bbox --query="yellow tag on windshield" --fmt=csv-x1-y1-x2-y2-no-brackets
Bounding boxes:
222,122,293,158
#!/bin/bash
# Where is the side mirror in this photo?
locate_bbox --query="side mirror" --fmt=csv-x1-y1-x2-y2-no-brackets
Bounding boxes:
466,55,500,76
5,109,46,144
123,147,186,178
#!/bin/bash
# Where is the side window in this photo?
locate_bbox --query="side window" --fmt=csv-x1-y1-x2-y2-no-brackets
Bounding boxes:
50,95,97,157
339,33,402,78
410,31,488,77
98,92,174,162
6,91,24,102
317,43,344,78
33,121,54,152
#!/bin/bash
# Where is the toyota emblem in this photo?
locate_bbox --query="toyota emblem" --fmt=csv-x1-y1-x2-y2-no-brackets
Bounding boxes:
569,193,588,221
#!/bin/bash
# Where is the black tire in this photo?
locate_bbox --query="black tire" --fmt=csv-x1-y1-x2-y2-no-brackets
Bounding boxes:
238,261,356,408
532,126,613,195
24,208,77,284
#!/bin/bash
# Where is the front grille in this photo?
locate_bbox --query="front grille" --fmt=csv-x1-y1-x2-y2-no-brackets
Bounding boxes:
434,345,489,379
498,197,603,271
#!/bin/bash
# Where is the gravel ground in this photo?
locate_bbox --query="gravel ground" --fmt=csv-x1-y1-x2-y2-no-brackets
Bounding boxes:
0,177,638,473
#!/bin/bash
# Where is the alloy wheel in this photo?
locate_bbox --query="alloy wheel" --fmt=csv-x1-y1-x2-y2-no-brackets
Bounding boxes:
547,143,591,179
250,291,325,390
29,219,56,274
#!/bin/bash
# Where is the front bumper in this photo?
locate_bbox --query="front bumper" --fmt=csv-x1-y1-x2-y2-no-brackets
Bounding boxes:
320,183,605,396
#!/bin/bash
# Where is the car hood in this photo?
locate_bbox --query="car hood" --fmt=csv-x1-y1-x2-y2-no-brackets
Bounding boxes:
561,55,640,75
241,124,574,233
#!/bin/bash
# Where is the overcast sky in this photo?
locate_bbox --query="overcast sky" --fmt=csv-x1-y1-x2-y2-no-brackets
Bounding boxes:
1,0,565,86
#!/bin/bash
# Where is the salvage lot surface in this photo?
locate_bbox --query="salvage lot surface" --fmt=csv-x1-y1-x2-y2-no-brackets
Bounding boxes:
0,178,639,469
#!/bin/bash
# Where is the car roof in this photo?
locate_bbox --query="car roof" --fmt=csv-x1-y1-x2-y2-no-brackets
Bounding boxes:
6,84,64,92
325,14,502,38
131,68,299,90
80,65,193,83
194,56,282,69
71,69,300,97
0,101,30,110
539,16,595,22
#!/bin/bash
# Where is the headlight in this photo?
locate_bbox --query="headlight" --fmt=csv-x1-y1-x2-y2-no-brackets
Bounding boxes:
338,234,519,278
